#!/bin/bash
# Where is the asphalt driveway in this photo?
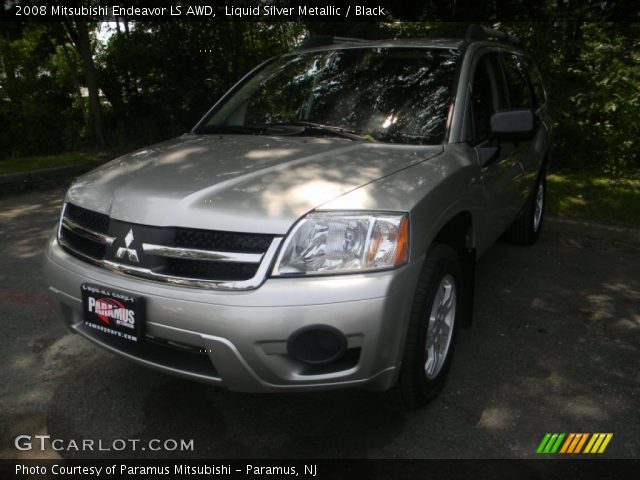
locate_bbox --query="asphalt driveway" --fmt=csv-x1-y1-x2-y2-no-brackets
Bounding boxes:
1,187,638,459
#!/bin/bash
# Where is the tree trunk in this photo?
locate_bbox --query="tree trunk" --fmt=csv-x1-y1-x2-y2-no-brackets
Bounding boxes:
565,21,583,67
60,42,87,123
65,21,106,147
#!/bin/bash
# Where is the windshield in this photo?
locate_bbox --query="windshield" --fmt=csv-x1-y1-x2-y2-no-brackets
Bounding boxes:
197,47,461,145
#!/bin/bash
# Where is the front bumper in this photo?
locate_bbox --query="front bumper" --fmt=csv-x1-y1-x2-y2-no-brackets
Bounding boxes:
44,234,423,392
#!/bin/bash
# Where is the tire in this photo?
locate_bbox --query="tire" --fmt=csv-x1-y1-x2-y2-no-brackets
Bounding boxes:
505,167,547,245
387,244,463,408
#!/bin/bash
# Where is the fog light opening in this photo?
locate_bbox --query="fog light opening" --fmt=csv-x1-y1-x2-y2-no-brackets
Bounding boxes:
287,325,347,365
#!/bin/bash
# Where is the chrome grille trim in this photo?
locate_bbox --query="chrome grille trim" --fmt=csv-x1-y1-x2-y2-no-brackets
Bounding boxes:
141,243,263,264
57,235,103,265
61,216,115,246
101,238,282,290
57,202,283,290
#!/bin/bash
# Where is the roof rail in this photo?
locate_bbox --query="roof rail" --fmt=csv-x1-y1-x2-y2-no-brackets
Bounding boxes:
299,35,369,50
464,24,522,46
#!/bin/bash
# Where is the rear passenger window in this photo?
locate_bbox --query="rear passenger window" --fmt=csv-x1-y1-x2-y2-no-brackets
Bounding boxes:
502,54,534,109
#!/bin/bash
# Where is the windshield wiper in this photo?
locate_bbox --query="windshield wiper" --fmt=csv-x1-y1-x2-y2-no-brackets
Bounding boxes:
374,131,434,145
263,121,367,141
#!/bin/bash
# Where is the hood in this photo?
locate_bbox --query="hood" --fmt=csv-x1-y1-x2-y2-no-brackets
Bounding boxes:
67,134,443,234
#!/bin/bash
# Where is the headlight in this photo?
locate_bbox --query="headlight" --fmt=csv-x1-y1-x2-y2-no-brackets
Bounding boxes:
272,211,409,276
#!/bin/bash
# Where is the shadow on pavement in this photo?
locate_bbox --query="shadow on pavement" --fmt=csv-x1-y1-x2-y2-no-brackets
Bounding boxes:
0,187,638,459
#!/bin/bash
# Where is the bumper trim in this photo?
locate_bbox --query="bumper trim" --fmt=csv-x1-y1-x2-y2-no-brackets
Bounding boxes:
70,320,398,392
46,234,417,392
71,322,224,384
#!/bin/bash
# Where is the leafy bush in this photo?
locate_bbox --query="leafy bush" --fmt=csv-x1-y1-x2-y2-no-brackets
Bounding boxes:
0,24,86,158
2,21,638,177
501,22,640,174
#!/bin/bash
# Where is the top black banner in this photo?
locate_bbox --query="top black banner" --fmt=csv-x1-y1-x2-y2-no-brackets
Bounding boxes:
2,0,640,22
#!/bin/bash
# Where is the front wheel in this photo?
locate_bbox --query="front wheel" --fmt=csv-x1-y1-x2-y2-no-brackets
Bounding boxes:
387,244,463,408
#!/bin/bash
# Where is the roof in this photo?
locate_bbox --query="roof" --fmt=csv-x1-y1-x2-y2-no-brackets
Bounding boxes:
298,27,523,53
297,38,465,53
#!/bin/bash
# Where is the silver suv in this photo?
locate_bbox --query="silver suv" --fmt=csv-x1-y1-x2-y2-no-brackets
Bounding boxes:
44,27,551,407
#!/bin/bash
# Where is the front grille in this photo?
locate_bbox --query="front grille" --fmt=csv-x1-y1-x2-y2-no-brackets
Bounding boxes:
60,226,108,260
58,203,280,289
175,228,272,253
166,258,259,281
65,202,110,234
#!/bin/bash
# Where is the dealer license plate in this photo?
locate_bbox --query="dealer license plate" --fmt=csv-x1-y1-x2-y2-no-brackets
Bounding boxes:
81,283,145,343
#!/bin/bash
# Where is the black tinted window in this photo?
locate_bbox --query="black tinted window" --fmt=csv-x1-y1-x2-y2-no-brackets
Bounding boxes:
470,54,505,143
202,48,461,145
502,53,534,108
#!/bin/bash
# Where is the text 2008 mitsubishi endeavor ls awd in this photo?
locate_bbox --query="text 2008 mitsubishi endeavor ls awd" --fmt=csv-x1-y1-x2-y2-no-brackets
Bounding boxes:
44,26,551,407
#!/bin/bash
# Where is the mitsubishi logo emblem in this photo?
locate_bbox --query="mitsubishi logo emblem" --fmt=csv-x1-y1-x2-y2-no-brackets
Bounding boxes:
115,229,139,262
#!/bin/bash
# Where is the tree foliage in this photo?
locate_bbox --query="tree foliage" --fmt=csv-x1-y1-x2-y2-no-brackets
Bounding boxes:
1,18,638,173
0,23,85,156
97,22,303,147
499,22,640,174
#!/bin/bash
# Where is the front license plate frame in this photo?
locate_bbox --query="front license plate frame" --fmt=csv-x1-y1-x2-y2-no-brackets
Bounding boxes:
81,283,145,343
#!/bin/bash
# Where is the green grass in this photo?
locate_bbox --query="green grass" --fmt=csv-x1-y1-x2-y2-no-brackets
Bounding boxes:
0,152,96,175
547,172,640,226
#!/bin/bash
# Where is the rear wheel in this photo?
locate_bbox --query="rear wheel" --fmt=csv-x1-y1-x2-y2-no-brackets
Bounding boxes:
387,244,463,408
505,167,547,245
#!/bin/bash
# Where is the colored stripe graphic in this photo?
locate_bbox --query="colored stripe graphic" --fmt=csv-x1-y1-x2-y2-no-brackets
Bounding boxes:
568,433,582,453
550,433,565,453
598,433,613,453
537,433,613,454
574,433,589,453
544,433,559,453
583,433,598,453
537,433,565,453
584,433,613,454
559,433,575,453
536,433,552,454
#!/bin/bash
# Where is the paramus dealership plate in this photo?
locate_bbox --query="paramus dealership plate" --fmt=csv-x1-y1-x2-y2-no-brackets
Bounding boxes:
81,283,145,343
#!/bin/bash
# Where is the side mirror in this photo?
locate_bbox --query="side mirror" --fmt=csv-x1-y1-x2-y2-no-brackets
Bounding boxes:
490,109,535,142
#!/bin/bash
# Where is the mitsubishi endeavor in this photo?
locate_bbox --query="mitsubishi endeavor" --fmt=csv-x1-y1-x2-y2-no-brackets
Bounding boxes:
44,26,551,407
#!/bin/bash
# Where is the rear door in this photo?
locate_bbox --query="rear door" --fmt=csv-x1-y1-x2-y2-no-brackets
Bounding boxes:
470,51,524,249
500,52,544,206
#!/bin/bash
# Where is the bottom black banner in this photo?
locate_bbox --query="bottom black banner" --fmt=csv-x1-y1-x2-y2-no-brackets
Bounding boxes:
2,459,638,480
